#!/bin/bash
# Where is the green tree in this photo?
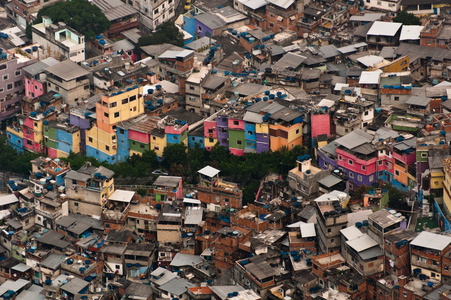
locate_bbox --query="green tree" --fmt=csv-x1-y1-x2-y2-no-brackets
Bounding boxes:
393,10,421,25
162,143,188,171
27,0,110,39
137,22,184,48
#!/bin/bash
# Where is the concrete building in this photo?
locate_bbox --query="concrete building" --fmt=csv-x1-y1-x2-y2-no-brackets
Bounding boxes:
315,191,350,253
32,17,86,62
45,60,90,105
65,162,115,217
0,47,37,121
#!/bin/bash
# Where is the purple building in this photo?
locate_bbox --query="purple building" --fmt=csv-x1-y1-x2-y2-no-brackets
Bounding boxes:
217,115,229,148
0,47,37,121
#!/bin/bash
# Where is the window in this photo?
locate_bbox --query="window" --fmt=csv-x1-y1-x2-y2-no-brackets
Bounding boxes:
421,153,427,158
338,155,342,160
198,25,202,32
394,96,399,101
327,228,331,233
27,140,32,145
110,102,117,108
296,128,300,134
55,87,59,91
395,170,400,176
120,129,125,134
74,202,78,207
104,112,109,118
431,272,436,278
122,98,128,105
357,175,362,181
140,144,145,149
348,159,353,165
349,172,354,179
89,137,93,143
130,95,136,101
3,74,8,81
0,65,6,71
7,83,12,90
364,111,369,116
209,138,214,143
114,112,119,118
361,165,366,171
369,175,374,182
14,80,21,88
237,140,242,145
247,131,253,135
173,136,177,140
233,121,239,126
15,70,20,76
154,146,159,150
189,85,195,90
115,265,120,269
154,8,159,14
106,145,109,151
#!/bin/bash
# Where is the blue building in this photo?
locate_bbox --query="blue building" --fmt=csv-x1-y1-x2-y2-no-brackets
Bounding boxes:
188,125,204,149
6,127,24,153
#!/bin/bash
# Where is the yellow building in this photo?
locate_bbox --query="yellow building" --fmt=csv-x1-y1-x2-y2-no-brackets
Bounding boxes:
86,86,145,163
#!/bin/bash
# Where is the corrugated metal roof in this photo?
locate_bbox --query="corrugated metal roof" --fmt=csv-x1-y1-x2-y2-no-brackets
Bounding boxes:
91,0,137,21
170,253,202,267
184,207,203,225
405,95,432,107
300,223,316,238
367,21,402,37
266,0,294,9
153,176,182,187
0,194,19,206
237,0,267,10
346,234,378,252
359,70,382,84
45,60,89,81
410,231,451,251
319,45,340,59
243,111,264,124
357,55,384,67
349,13,384,22
340,226,364,241
108,190,135,203
335,129,374,150
400,25,424,41
318,174,342,188
198,166,220,177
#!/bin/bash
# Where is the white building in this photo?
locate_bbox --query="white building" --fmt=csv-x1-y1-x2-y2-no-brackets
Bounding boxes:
31,17,85,62
129,0,176,30
365,0,402,12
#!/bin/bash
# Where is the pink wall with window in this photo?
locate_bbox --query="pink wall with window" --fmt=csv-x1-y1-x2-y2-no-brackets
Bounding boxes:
228,118,245,131
337,149,377,175
204,120,217,138
25,77,44,99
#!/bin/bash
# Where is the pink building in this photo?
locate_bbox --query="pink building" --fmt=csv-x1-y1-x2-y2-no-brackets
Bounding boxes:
311,114,330,138
22,57,59,100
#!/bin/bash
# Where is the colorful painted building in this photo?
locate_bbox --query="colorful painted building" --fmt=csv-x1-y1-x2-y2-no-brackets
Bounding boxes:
22,57,59,100
86,86,145,163
43,120,81,158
